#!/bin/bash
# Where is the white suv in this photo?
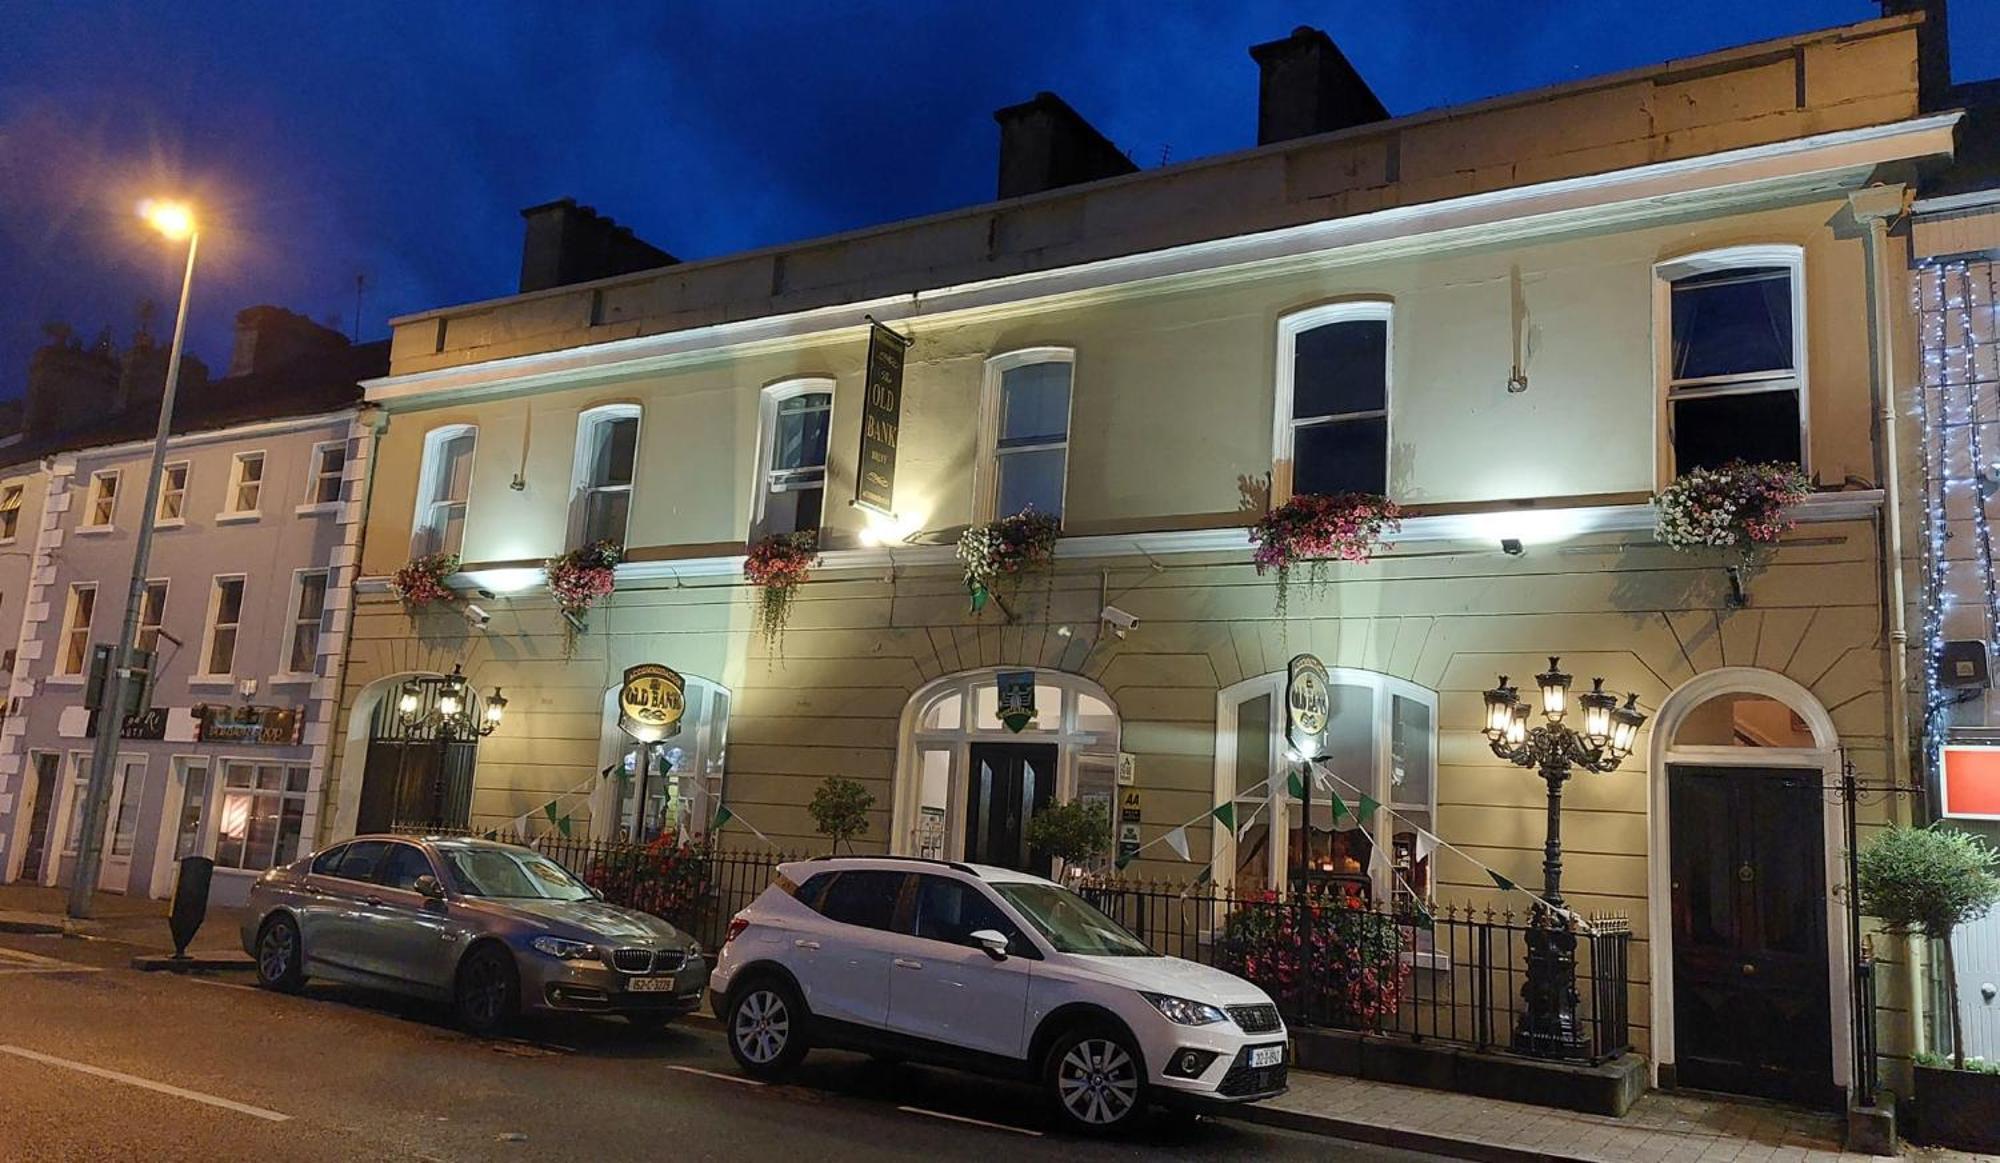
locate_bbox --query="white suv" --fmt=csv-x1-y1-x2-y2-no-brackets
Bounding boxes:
708,856,1287,1133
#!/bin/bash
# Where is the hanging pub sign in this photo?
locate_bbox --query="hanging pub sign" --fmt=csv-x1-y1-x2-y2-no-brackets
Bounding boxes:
194,704,304,746
1942,745,2000,820
995,670,1036,733
854,320,909,515
1286,653,1331,751
618,663,686,743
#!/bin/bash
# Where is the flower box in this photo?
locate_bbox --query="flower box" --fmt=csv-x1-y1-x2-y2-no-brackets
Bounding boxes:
1914,1061,2000,1153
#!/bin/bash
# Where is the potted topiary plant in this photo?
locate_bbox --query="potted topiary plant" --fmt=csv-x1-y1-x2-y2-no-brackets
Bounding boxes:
1855,823,2000,1152
808,775,876,855
1025,799,1112,881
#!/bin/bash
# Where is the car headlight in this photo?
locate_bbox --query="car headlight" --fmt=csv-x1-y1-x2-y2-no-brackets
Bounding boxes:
530,936,600,962
1141,992,1228,1027
685,943,704,963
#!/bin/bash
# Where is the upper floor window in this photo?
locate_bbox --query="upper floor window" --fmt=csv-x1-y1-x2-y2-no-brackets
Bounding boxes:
979,349,1073,522
285,569,328,676
158,462,189,523
200,575,246,678
754,380,832,538
83,470,119,529
413,425,476,557
225,452,265,516
0,483,21,542
1660,247,1805,474
1275,302,1390,501
304,442,345,507
56,583,95,677
572,406,639,548
136,580,168,657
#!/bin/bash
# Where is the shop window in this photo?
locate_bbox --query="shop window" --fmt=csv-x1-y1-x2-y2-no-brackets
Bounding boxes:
213,762,308,872
754,380,832,538
1661,248,1805,474
1275,302,1390,501
979,350,1073,522
413,425,476,556
573,406,639,548
599,676,732,844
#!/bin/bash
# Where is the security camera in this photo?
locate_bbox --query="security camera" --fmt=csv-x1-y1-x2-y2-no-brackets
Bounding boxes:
1100,605,1139,638
464,603,492,628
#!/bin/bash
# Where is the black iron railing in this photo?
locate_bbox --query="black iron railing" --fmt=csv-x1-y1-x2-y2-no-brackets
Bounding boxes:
1855,950,1880,1107
531,835,798,953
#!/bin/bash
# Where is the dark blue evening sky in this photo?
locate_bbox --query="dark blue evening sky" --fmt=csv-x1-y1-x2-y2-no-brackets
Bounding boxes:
1,2,1993,399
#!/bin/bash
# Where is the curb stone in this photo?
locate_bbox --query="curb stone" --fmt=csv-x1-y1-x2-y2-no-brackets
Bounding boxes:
1219,1100,1594,1163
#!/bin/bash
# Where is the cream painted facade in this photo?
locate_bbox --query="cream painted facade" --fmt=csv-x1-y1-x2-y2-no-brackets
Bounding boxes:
331,17,1957,1103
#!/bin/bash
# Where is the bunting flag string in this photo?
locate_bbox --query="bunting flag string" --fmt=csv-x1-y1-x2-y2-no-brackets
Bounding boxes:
1124,778,1272,863
710,803,782,852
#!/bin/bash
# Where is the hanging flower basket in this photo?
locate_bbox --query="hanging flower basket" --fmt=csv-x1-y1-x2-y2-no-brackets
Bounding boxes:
545,540,621,629
745,531,818,651
957,509,1061,614
1653,461,1812,606
390,553,459,608
1249,492,1400,620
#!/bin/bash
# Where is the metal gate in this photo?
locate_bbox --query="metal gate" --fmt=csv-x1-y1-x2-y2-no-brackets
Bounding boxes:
359,683,482,833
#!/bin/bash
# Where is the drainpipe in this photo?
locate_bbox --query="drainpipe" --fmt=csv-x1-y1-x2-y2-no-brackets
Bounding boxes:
1849,183,1926,1076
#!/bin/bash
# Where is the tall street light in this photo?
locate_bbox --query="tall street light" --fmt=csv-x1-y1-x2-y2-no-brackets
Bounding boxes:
1481,658,1646,1057
66,200,199,919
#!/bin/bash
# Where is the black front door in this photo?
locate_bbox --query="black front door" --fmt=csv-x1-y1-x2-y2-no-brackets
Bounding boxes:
1669,765,1837,1107
17,754,59,880
965,743,1057,872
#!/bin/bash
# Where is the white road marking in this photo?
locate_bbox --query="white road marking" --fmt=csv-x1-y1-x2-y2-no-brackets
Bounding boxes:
896,1106,1043,1137
0,946,100,974
0,1045,291,1122
667,1065,765,1087
186,977,263,994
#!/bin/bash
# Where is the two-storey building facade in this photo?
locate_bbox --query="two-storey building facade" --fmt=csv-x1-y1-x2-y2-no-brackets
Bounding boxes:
337,16,1955,1106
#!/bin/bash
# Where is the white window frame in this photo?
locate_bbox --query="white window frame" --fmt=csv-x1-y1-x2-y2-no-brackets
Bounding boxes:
211,758,310,873
80,469,119,532
298,440,346,514
569,404,641,548
1211,667,1438,902
751,378,835,538
0,482,25,543
195,574,247,684
275,568,329,681
136,578,169,658
1271,300,1393,505
974,347,1075,524
156,461,190,527
53,583,96,681
1654,244,1808,480
412,424,477,557
219,451,266,522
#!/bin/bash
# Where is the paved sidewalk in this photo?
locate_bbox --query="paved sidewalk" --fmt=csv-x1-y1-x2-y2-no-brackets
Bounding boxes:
1232,1069,1987,1162
0,882,247,955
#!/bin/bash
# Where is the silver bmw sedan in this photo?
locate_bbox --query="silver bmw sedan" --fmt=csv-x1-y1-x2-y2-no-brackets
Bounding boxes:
240,834,709,1034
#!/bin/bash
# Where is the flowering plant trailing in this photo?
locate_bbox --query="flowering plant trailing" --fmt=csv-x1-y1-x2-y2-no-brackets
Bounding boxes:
1214,891,1410,1031
744,531,818,651
1653,461,1812,557
546,540,621,621
957,508,1061,613
390,552,459,607
1249,492,1401,620
580,830,713,927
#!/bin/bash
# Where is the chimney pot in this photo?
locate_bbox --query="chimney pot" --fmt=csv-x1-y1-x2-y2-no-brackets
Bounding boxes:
992,91,1138,199
1249,25,1388,146
518,198,677,294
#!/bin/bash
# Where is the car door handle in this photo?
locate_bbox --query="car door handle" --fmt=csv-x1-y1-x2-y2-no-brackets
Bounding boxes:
794,939,820,950
894,958,922,970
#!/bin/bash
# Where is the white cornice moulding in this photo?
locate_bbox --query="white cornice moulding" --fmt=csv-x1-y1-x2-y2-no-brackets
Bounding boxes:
351,491,1883,597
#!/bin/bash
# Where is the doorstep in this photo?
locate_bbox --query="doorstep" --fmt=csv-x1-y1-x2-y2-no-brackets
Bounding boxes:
1220,1070,1984,1162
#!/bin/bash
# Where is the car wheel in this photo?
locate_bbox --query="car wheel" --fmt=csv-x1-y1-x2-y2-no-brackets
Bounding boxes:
1045,1024,1147,1135
254,915,306,993
454,944,519,1037
726,978,808,1079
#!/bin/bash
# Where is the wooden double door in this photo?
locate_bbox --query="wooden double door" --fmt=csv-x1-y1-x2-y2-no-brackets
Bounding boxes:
1669,765,1838,1107
964,743,1056,872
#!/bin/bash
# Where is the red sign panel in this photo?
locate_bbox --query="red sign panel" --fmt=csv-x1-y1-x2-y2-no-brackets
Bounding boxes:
1941,746,2000,820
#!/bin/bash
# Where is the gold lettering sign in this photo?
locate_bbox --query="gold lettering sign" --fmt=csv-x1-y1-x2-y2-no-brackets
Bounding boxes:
618,664,685,742
1287,654,1331,747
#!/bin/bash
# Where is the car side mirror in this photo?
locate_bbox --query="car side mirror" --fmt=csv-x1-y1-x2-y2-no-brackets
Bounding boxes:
969,929,1010,961
413,875,446,901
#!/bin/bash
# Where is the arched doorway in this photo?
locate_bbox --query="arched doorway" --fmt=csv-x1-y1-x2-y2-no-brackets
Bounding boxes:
354,676,492,834
592,676,731,843
1648,667,1848,1108
893,669,1118,870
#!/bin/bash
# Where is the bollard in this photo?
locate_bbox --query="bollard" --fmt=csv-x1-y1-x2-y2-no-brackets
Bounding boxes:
168,856,213,959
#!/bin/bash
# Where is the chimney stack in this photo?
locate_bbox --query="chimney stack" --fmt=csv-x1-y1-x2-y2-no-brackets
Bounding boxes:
226,306,348,378
1877,0,1951,109
24,335,119,440
1249,26,1388,146
993,91,1138,200
518,198,678,294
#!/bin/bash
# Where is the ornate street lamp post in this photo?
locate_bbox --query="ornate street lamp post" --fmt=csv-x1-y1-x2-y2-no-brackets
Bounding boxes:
1482,658,1646,1058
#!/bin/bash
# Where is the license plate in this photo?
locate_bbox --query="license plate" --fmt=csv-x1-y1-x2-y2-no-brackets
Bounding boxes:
1249,1045,1284,1068
626,976,676,993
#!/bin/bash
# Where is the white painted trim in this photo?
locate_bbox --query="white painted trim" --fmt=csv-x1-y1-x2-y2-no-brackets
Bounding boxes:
193,573,247,684
750,377,836,538
221,450,267,520
54,412,358,463
364,116,1961,409
974,348,1075,525
568,403,642,550
156,460,190,524
412,424,476,558
1645,666,1852,1095
301,441,347,508
80,469,120,531
52,582,95,678
1654,245,1809,481
1272,300,1393,504
275,567,328,680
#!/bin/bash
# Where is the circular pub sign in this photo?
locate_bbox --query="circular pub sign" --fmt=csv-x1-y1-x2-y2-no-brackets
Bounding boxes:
618,663,685,742
1286,653,1331,750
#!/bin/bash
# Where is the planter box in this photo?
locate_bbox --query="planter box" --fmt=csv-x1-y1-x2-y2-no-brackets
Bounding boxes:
1913,1063,2000,1154
1291,1027,1649,1117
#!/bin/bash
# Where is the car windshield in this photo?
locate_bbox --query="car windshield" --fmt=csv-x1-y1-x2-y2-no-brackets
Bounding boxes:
991,883,1153,957
442,848,594,902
